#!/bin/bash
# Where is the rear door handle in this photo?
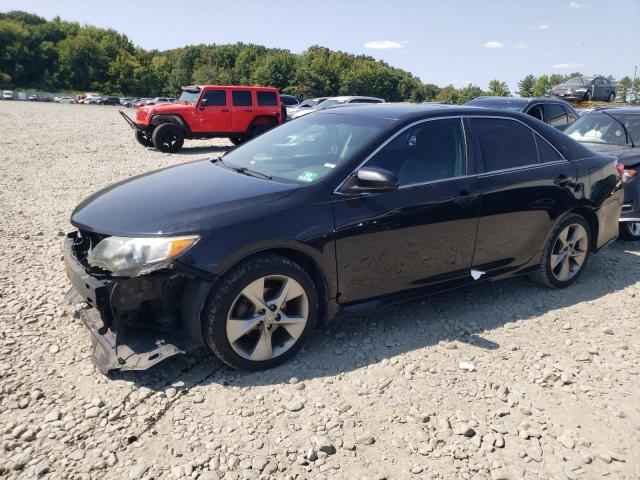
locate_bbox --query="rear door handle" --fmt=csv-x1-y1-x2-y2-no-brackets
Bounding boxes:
554,175,571,186
453,191,479,207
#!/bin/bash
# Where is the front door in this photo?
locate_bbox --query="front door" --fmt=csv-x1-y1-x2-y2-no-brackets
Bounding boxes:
198,89,231,132
468,116,577,274
332,117,480,304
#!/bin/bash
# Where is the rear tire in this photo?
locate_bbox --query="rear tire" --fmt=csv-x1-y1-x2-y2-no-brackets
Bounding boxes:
249,122,274,140
229,136,244,146
528,213,591,289
584,90,592,102
135,130,153,147
619,222,640,241
202,255,318,370
608,92,616,103
151,123,185,153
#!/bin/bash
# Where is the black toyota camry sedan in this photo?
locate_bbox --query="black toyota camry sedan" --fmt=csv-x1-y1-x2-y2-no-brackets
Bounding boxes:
64,104,623,373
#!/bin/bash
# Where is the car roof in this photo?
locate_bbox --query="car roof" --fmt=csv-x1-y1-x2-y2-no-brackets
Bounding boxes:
588,106,640,114
182,85,280,92
320,102,511,120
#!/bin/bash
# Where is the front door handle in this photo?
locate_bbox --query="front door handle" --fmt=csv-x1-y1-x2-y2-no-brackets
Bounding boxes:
554,174,571,186
452,191,479,207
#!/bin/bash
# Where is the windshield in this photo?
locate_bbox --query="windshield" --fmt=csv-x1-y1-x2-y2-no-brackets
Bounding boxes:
466,98,526,111
565,76,584,85
565,112,629,146
220,112,391,183
178,89,200,103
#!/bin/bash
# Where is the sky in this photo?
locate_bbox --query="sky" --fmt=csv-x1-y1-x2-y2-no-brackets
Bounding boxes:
1,0,638,93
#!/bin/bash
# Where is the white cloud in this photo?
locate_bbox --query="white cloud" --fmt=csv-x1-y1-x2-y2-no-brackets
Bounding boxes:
483,41,504,49
364,40,405,50
450,80,471,86
551,62,585,69
513,43,528,49
530,24,550,30
569,1,585,8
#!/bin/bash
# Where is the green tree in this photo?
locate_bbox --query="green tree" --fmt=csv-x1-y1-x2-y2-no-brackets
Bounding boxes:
435,85,459,104
518,74,536,97
533,74,550,97
456,84,484,104
549,74,565,87
617,76,632,103
487,79,510,96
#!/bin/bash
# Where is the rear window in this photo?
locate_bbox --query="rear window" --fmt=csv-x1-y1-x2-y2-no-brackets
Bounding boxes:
233,91,252,106
470,117,538,172
257,91,278,106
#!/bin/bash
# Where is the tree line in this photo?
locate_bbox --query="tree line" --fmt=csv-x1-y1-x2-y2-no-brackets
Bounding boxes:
1,11,637,104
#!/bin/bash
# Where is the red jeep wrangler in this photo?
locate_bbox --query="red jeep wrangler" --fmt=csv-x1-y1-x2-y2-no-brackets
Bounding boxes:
120,85,285,153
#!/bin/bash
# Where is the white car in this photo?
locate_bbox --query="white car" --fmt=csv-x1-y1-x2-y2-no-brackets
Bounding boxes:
2,90,14,100
288,96,384,119
57,97,76,104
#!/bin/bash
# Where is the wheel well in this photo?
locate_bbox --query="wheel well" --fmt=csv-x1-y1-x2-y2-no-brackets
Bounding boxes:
150,115,190,135
226,248,330,323
570,207,599,251
250,116,278,129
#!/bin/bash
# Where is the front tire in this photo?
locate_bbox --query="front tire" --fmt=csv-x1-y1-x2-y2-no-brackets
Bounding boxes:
529,213,591,288
151,123,185,153
608,92,616,103
135,130,153,147
202,255,318,370
619,221,640,241
584,90,592,102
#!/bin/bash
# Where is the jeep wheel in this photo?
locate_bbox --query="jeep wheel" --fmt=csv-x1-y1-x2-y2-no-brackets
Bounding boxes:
135,130,153,147
230,136,244,146
152,123,185,153
249,123,274,140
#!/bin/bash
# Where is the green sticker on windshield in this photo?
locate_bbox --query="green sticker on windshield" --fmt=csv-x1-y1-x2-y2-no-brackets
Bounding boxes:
297,171,319,183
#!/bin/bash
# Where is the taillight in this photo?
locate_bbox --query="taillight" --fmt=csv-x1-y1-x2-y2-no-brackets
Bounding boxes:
618,164,637,183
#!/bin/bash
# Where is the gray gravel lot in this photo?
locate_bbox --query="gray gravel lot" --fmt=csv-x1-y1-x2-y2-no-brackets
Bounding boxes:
0,101,639,480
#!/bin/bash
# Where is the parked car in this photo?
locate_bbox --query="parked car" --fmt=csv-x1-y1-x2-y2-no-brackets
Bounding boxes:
551,76,617,103
144,97,176,106
280,94,300,107
119,85,284,152
65,103,622,373
132,98,151,108
2,90,14,100
289,96,384,119
465,97,580,130
57,96,76,104
96,96,121,106
286,97,329,119
564,107,640,240
120,97,135,106
122,98,142,107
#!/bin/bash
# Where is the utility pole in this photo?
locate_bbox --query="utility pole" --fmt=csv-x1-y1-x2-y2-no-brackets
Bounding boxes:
632,65,638,105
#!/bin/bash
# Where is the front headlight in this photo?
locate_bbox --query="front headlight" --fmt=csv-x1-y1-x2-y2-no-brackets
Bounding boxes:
87,235,199,277
575,88,587,92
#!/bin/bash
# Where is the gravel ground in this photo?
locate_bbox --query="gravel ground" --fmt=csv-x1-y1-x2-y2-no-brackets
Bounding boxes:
0,101,639,480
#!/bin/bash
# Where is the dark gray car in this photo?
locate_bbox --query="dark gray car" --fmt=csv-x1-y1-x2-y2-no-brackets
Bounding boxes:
465,96,580,130
551,76,617,102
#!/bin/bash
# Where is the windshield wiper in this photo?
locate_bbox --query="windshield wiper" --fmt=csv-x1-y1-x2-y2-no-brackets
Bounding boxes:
210,158,272,180
601,111,635,147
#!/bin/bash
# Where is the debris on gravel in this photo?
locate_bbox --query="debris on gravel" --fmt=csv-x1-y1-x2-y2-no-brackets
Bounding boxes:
0,102,638,479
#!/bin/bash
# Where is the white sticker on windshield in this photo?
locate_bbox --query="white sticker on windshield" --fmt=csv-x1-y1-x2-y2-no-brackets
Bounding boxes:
324,163,336,169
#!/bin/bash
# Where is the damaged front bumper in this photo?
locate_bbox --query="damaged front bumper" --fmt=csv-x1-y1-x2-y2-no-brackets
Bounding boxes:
63,232,213,374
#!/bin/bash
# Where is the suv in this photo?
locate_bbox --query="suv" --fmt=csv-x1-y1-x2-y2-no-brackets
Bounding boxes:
121,85,284,153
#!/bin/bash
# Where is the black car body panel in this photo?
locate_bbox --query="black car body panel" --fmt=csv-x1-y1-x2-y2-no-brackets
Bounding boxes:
64,104,623,372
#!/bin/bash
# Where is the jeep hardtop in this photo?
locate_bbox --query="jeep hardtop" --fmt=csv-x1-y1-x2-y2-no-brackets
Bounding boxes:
120,85,284,153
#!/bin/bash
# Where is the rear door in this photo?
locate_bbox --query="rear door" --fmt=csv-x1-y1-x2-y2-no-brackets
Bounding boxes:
198,89,231,132
468,116,577,275
255,90,280,123
231,89,255,133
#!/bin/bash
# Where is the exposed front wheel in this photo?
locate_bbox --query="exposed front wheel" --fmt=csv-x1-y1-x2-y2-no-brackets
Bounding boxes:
135,130,153,147
202,255,318,370
529,214,591,288
608,92,616,102
584,90,592,102
151,123,185,153
619,221,640,241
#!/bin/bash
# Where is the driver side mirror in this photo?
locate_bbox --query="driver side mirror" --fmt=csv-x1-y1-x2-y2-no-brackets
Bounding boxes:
199,98,208,109
342,167,399,194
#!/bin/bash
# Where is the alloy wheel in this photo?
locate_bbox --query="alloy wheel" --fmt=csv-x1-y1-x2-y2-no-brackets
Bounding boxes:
550,223,588,282
628,222,640,237
158,129,179,150
226,275,309,361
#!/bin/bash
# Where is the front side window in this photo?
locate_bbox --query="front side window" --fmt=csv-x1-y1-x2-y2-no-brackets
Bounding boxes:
257,91,278,106
544,103,568,126
365,118,466,186
232,90,252,106
220,112,390,183
565,113,628,146
470,117,538,172
202,90,226,106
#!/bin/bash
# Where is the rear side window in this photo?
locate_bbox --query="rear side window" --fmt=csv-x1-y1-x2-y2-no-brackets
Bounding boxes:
203,90,226,106
471,117,538,172
535,134,563,163
544,103,568,127
257,91,278,106
232,91,252,106
563,105,577,123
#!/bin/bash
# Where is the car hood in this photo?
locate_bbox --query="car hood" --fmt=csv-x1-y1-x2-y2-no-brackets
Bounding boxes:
138,102,194,114
71,160,300,236
581,143,640,166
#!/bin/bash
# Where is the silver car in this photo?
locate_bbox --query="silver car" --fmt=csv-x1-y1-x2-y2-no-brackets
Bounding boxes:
288,96,384,119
